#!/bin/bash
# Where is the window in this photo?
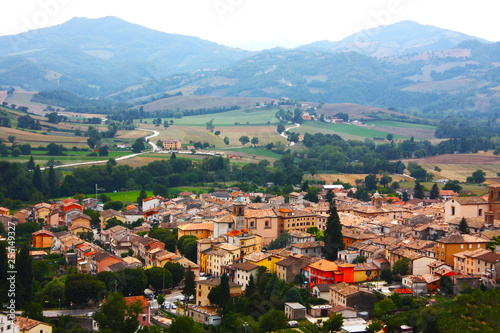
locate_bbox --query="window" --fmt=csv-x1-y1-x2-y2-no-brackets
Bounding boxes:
451,206,455,215
479,209,483,216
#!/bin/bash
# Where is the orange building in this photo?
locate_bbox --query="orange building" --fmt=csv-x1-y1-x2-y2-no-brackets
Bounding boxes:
162,139,182,150
177,222,214,240
0,207,10,215
435,234,489,266
124,296,150,326
308,259,354,287
32,229,54,248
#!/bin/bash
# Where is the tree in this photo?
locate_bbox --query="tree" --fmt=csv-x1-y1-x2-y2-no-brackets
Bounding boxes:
251,137,259,146
17,245,33,306
366,320,384,333
157,294,165,306
323,201,344,260
163,262,185,287
33,165,43,192
443,180,462,192
277,124,285,134
414,181,424,199
386,133,394,141
458,217,469,234
364,174,378,191
145,267,172,291
27,156,35,171
352,255,366,264
392,257,410,278
430,183,439,199
93,292,142,333
487,236,500,252
440,275,454,294
137,190,148,206
325,189,335,202
259,309,287,332
169,316,203,333
322,313,344,332
214,130,221,136
22,302,45,321
239,136,250,145
48,165,56,197
205,119,214,132
182,267,196,301
12,148,21,157
379,175,392,188
99,145,109,156
7,135,15,143
153,184,169,197
223,136,229,145
246,274,256,296
309,166,317,177
132,138,145,153
268,231,292,250
381,268,393,284
466,170,486,184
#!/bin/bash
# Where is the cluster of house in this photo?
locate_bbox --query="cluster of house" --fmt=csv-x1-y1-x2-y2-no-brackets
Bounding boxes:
2,183,500,329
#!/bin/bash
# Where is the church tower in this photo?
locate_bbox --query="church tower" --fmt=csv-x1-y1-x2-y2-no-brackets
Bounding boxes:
233,196,246,230
487,184,500,220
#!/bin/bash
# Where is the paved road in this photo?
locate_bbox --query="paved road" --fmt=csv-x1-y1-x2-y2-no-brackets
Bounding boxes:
280,123,301,146
42,308,97,317
143,129,160,152
40,128,159,170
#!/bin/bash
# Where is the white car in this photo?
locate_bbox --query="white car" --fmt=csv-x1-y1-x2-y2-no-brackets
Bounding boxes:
87,312,93,318
171,304,177,309
164,304,170,309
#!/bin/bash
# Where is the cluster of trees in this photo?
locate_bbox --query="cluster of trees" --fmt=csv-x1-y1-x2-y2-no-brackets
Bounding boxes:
17,115,42,130
275,108,304,124
372,287,500,333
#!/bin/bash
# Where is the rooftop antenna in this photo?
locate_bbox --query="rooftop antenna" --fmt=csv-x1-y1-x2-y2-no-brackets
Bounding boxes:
95,184,104,201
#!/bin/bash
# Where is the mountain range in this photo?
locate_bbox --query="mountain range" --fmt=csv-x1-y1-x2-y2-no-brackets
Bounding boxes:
0,16,499,118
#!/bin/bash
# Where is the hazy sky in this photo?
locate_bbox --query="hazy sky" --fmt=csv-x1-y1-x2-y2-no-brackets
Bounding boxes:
2,0,498,50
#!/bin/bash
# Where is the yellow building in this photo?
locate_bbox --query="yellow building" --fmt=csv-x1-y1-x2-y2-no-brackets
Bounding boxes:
32,229,54,248
195,278,242,306
274,207,318,233
225,230,261,255
162,139,182,150
178,223,214,240
34,203,53,223
0,207,10,215
242,251,285,273
99,209,126,229
353,263,380,283
435,234,490,266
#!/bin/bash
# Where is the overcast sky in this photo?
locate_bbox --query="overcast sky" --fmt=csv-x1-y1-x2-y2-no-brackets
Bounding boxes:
2,0,498,50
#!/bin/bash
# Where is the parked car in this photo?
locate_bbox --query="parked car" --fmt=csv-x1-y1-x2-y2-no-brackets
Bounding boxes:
171,304,177,309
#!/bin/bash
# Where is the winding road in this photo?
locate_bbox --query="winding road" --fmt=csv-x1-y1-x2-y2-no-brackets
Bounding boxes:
280,123,301,146
41,129,159,170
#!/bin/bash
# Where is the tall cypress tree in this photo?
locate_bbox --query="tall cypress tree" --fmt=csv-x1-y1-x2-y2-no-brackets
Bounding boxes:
459,217,469,234
414,181,424,199
48,165,56,198
182,266,196,301
33,165,42,192
219,273,230,313
323,201,344,261
430,183,439,199
17,244,33,306
27,156,35,171
0,242,8,304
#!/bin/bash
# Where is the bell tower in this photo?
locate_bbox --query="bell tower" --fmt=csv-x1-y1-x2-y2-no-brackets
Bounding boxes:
488,184,500,220
233,196,246,230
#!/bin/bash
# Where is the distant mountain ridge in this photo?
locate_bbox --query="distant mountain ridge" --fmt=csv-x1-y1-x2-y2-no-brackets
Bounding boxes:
296,21,491,57
0,16,252,96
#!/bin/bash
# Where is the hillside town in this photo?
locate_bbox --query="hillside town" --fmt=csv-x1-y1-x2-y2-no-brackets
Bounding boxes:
2,182,500,332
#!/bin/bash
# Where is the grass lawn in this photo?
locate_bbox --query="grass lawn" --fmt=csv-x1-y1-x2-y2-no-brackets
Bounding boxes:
398,180,490,196
137,108,280,127
294,121,407,139
362,120,436,130
99,190,154,203
221,147,283,159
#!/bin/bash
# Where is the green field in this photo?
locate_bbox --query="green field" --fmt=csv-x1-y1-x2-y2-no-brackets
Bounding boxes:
293,121,407,140
137,108,281,127
363,120,436,130
222,147,283,159
397,181,490,196
0,151,132,165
